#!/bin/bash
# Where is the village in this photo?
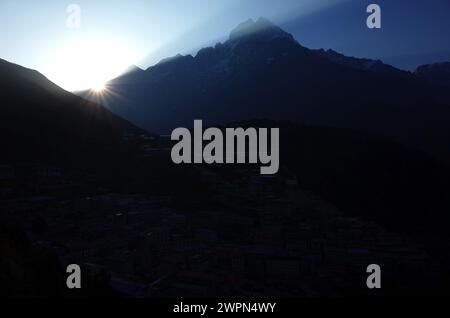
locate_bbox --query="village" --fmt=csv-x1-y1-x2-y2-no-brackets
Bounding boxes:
0,158,438,297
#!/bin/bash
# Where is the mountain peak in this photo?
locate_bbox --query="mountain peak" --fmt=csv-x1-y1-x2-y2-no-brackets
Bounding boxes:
228,17,292,42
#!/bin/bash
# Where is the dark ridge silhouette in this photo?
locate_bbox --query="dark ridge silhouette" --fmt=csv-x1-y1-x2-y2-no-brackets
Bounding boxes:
314,48,411,79
78,18,450,161
0,58,144,169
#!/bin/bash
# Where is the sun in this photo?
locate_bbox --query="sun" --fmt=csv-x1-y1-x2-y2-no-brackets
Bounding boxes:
42,37,139,92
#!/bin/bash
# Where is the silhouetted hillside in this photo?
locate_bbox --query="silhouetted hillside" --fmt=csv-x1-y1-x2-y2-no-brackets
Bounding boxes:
0,58,144,169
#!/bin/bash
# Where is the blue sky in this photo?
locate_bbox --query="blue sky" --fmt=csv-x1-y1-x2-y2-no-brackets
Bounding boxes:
1,0,449,90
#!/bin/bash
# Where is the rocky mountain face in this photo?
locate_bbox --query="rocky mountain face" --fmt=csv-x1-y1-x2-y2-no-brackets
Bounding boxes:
78,17,450,160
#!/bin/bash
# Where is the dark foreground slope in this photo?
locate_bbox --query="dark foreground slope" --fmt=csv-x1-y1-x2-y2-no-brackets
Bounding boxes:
276,121,450,233
201,120,450,235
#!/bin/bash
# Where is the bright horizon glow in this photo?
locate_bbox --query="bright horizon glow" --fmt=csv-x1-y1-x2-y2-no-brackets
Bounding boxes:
41,36,140,92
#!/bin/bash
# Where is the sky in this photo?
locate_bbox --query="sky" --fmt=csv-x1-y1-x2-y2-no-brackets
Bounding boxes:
1,0,450,91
